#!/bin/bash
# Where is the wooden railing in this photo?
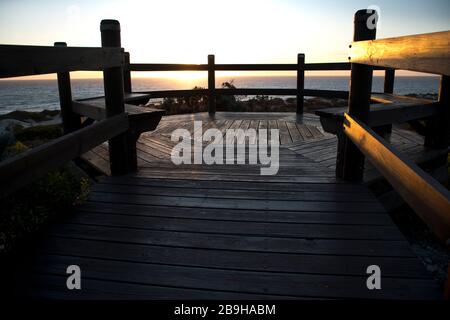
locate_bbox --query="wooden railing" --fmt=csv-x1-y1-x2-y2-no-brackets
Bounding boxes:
0,20,136,196
124,57,391,114
339,10,450,242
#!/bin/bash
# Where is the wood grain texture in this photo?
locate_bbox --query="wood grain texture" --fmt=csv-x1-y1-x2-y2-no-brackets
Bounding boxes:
0,45,123,78
14,112,440,300
349,31,450,75
343,113,450,242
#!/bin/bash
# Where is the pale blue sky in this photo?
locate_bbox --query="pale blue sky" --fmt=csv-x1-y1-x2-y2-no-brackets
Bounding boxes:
0,0,448,77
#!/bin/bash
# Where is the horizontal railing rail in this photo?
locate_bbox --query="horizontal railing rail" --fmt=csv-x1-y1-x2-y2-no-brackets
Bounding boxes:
135,88,350,99
337,10,450,244
128,62,387,72
0,44,124,78
0,20,140,192
0,114,129,197
349,30,450,76
343,113,450,242
124,59,392,114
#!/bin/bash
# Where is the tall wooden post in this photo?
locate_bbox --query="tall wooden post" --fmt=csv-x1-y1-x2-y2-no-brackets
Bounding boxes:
425,75,450,148
375,68,396,136
123,52,132,94
208,54,216,114
297,53,305,114
54,42,81,134
339,9,377,181
101,19,136,174
384,68,395,94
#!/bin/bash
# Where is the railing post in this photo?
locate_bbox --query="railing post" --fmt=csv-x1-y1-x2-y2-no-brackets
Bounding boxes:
338,9,377,181
374,68,396,136
123,51,132,94
100,19,136,174
297,53,305,114
384,68,395,94
54,42,81,134
208,54,216,114
425,75,450,148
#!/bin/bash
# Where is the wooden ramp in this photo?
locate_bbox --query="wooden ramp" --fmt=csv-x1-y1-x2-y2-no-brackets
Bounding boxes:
17,112,440,299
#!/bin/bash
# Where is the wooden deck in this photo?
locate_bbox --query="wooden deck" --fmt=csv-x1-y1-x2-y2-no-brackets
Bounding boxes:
17,112,441,299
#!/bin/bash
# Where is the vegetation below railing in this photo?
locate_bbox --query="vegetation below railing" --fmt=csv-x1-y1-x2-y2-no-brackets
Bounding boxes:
144,80,349,115
0,123,90,255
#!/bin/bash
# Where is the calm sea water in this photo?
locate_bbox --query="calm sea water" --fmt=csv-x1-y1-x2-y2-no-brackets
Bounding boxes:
0,76,440,115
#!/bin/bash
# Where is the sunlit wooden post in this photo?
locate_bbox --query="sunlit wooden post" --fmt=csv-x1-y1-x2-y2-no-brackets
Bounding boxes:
208,54,216,114
54,42,81,134
101,19,136,174
297,53,305,114
123,51,132,94
339,9,377,181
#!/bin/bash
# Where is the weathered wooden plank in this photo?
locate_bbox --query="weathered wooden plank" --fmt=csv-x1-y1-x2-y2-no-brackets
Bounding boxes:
134,170,340,183
88,191,385,212
0,45,123,78
98,175,371,193
349,31,450,75
343,113,450,242
92,182,376,202
316,101,439,132
286,122,303,142
66,211,403,240
41,237,430,278
80,150,111,175
48,223,415,257
78,202,390,225
73,100,164,120
32,254,440,299
277,120,292,144
28,274,298,299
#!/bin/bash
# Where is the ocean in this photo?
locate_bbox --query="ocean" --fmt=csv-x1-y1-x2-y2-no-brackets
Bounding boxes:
0,76,441,115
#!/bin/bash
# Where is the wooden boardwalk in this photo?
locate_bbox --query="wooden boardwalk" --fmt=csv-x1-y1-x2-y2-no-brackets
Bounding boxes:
17,112,441,299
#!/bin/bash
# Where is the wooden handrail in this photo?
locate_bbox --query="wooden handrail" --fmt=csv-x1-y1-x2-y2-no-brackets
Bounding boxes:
0,44,123,78
129,63,208,71
343,113,450,242
134,88,349,99
349,30,450,76
0,114,129,197
128,62,387,72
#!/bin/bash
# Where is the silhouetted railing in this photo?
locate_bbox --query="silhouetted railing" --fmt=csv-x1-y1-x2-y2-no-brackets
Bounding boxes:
338,10,450,242
1,14,449,246
124,58,391,114
0,20,138,195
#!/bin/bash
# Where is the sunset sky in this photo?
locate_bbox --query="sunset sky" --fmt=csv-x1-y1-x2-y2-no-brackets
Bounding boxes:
1,0,449,79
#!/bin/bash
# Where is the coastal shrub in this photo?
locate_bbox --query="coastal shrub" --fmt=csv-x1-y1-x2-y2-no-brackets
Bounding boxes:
0,166,91,255
0,131,16,159
161,86,208,114
216,80,242,111
0,120,90,255
156,81,351,114
0,110,59,122
1,141,28,160
14,124,62,141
